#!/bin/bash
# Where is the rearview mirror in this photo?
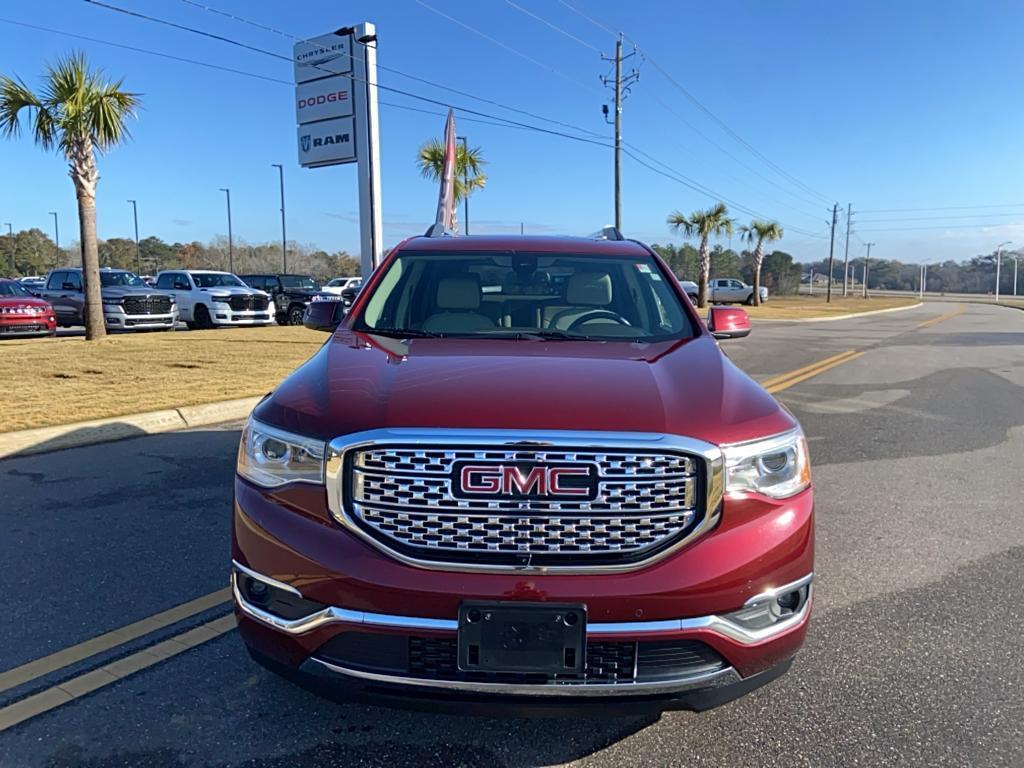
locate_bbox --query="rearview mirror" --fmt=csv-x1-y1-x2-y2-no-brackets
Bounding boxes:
303,297,345,332
708,306,751,339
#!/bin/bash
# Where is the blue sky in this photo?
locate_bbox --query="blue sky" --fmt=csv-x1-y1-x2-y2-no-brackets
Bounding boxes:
2,0,1023,265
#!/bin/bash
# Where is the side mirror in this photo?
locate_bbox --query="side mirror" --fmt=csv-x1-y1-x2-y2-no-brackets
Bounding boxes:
708,306,751,339
303,297,345,332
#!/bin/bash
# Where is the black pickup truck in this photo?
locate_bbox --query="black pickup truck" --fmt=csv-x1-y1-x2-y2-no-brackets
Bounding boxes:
239,274,320,326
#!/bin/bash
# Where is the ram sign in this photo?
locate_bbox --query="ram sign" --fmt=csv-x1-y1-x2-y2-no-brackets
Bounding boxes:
297,116,356,167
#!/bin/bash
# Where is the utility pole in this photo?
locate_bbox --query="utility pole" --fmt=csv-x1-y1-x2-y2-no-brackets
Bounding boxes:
271,164,287,273
127,200,141,275
3,223,12,275
49,211,59,268
1013,253,1019,297
825,203,839,303
842,204,852,296
601,34,638,231
919,264,925,299
862,242,875,298
219,188,234,273
456,136,469,235
994,241,1012,303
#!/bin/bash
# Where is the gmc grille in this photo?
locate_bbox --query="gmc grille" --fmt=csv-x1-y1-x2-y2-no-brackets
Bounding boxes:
122,295,172,315
344,444,704,567
228,295,269,312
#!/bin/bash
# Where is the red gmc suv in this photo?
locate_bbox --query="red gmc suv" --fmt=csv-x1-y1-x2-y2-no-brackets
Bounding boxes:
232,232,813,715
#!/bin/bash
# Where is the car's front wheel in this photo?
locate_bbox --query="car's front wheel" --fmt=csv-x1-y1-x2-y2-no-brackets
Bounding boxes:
288,305,305,325
194,304,214,329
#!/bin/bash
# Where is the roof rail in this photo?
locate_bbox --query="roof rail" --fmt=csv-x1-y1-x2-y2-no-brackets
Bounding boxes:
590,225,624,241
423,223,456,238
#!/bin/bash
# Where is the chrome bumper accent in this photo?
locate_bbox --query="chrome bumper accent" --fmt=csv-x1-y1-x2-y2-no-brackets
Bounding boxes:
302,656,742,698
232,561,812,645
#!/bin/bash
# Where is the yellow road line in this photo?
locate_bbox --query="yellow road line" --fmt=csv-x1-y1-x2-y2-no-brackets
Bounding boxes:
916,303,964,329
759,350,861,390
766,352,865,394
0,614,236,733
0,587,230,695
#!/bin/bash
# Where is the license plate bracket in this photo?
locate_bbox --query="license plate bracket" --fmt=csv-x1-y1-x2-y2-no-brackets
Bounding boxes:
457,602,586,674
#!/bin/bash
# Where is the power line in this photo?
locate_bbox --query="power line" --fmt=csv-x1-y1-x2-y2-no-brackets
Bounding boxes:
857,212,1024,223
413,0,602,96
858,203,1024,213
857,221,1024,232
175,0,293,39
82,0,827,240
503,0,601,53
557,0,833,205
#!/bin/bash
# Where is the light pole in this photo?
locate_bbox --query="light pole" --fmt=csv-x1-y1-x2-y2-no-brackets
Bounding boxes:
3,223,12,275
49,212,59,267
271,164,287,272
994,241,1012,303
862,242,875,298
219,188,234,273
1012,252,1019,297
456,136,469,235
127,199,141,275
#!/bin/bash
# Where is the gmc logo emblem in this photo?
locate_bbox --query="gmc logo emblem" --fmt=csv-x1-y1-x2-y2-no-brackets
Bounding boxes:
453,462,596,500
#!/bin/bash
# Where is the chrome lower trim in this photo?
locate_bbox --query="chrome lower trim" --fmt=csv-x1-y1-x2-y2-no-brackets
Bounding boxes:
232,562,812,645
232,559,303,597
324,428,726,575
303,656,742,698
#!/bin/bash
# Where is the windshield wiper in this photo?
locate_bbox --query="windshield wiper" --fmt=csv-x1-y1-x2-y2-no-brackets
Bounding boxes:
364,327,446,339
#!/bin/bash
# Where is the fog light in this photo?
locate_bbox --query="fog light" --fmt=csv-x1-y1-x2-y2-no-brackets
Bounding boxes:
246,577,270,605
723,580,811,632
777,590,802,612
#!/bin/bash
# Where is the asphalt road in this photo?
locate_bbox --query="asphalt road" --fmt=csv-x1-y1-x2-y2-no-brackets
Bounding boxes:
3,301,1023,767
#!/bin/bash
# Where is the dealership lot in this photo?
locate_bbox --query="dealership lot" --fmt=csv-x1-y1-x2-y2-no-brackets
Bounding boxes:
2,302,1023,767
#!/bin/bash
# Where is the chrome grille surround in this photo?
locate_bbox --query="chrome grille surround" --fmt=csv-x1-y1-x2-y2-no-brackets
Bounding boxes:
325,429,725,574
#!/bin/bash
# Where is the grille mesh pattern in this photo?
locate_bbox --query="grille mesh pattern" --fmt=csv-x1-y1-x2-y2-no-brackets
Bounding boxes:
347,444,701,565
122,295,172,315
228,294,269,311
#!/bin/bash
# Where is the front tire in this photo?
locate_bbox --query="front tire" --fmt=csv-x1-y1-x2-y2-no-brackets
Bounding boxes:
745,294,755,306
288,305,305,326
194,304,214,330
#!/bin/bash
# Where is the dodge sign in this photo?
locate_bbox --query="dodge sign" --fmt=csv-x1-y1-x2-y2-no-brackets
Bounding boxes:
295,74,353,124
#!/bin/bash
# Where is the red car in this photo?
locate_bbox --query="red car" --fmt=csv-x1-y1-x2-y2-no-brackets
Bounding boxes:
0,278,57,338
232,231,813,714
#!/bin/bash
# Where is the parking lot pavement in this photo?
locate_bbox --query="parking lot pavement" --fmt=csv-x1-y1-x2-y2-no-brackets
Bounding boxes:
2,302,1023,767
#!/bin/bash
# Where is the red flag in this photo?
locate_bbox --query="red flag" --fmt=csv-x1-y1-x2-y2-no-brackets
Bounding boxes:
434,108,457,232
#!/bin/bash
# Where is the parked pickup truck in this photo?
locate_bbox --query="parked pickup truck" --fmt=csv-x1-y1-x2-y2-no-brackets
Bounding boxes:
37,267,177,331
679,278,767,305
232,230,814,716
154,270,274,329
239,274,320,326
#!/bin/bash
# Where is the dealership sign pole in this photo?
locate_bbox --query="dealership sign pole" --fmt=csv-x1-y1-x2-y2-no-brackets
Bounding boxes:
293,24,383,278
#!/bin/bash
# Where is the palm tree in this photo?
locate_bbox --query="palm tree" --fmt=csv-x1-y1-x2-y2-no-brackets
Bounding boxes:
417,138,486,233
667,203,734,308
739,220,784,306
1,52,140,340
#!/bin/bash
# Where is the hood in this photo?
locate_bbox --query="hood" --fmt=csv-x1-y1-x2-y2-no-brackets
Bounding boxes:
255,331,794,447
102,286,174,298
198,286,265,297
0,296,52,310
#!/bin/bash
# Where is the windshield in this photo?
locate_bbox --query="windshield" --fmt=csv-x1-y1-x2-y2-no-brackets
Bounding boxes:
279,275,318,291
352,251,693,341
191,272,244,288
99,271,147,288
0,281,31,297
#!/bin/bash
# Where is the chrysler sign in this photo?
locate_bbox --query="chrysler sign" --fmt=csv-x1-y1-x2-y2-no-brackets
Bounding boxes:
297,116,356,167
295,74,353,123
293,33,352,83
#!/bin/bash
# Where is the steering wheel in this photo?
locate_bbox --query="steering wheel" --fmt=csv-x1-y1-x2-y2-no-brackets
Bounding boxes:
567,310,631,331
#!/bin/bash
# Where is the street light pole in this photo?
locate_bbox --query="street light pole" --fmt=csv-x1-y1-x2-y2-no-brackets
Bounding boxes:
127,199,140,275
271,164,287,272
456,136,469,235
994,241,1012,303
3,222,12,275
219,188,234,273
862,242,875,299
49,212,59,267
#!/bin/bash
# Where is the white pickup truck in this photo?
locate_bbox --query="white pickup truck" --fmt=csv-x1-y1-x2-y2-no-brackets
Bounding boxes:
153,270,275,329
679,278,768,305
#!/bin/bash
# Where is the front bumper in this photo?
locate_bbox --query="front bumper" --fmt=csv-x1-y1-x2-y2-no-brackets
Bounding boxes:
210,303,275,326
104,309,178,330
232,477,814,712
0,316,56,336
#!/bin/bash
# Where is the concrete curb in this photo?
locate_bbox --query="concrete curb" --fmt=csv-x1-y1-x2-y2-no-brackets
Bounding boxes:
756,301,923,324
0,396,263,460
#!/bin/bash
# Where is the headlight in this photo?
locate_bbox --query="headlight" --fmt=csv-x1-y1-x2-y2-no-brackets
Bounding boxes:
211,294,231,303
236,418,326,488
722,428,810,499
